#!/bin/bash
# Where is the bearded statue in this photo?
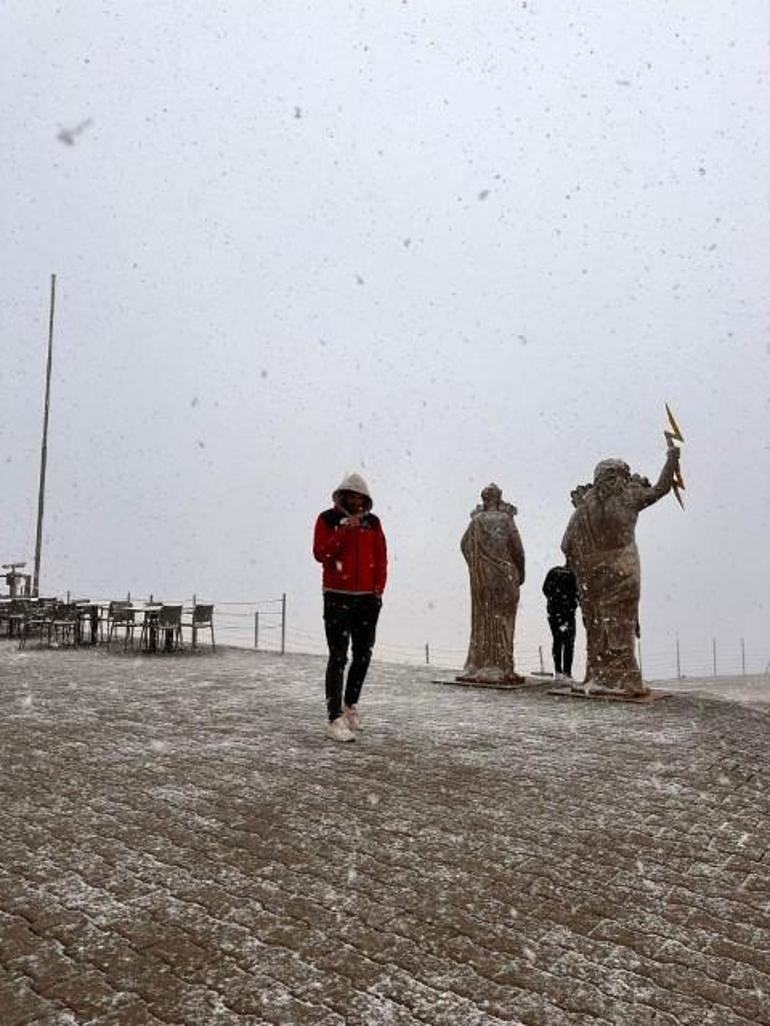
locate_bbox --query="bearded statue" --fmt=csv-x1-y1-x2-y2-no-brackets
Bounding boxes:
562,448,680,695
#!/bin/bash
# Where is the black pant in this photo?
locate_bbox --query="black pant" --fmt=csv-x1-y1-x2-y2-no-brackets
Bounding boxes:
548,613,575,676
323,592,381,722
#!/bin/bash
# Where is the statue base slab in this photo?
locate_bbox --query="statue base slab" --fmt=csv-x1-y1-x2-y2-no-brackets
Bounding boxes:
433,676,543,691
548,685,672,704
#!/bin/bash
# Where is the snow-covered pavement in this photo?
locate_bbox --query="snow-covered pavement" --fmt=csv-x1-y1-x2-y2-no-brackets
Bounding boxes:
1,643,769,1025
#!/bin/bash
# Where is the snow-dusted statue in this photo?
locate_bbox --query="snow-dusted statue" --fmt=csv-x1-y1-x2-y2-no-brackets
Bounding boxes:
561,447,681,696
459,484,526,684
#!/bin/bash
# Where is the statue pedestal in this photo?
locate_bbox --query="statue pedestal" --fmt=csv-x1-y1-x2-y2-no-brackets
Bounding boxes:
548,684,672,704
432,675,543,691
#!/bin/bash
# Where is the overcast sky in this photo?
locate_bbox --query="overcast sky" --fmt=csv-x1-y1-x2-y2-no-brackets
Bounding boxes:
2,1,769,676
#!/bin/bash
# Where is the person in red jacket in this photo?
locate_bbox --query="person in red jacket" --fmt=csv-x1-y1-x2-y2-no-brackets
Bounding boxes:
313,473,388,742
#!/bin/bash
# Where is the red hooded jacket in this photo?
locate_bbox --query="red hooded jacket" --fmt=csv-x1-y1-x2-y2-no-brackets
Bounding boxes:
313,490,388,596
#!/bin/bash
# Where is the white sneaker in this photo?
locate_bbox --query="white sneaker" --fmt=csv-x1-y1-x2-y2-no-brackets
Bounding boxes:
343,704,363,731
326,716,355,743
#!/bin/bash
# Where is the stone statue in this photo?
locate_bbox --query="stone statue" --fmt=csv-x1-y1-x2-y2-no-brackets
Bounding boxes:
459,484,526,684
561,446,681,695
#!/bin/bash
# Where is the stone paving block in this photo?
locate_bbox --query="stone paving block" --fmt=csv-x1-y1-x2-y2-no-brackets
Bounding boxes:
80,994,172,1026
58,922,134,974
0,917,42,961
217,968,344,1024
43,967,138,1020
7,938,79,991
145,930,212,975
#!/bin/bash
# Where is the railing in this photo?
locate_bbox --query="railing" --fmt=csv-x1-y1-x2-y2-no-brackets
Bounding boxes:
116,594,288,654
274,629,769,681
4,592,767,680
217,596,286,653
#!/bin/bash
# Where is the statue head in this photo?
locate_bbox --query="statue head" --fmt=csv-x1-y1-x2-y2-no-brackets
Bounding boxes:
480,483,503,511
593,459,630,496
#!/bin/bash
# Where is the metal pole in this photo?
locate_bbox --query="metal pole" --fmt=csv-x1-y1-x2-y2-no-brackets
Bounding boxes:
425,643,430,665
637,639,643,678
740,637,746,676
538,645,545,674
712,638,717,678
280,593,286,655
254,611,259,650
676,636,681,680
33,273,56,597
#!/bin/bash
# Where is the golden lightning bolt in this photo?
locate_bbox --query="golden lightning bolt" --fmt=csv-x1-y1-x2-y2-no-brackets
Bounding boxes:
664,403,685,508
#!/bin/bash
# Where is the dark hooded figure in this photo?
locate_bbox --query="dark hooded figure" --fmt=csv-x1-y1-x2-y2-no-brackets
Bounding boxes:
313,473,388,742
542,563,579,679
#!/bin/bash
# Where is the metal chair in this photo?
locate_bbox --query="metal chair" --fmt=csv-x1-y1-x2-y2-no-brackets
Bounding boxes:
48,603,80,647
70,600,96,645
17,600,56,648
142,604,183,652
182,604,215,651
105,602,140,649
6,598,34,639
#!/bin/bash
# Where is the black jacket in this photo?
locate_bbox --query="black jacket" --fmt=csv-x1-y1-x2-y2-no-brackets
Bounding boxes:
542,566,578,617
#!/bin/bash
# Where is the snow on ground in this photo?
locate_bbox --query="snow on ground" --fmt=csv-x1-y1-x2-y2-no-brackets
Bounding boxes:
1,641,769,1025
653,673,770,709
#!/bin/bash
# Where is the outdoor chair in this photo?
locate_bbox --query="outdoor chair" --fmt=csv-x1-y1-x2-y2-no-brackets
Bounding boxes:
70,599,96,645
48,603,80,647
105,602,140,650
6,598,33,639
182,603,215,651
17,600,56,648
141,604,183,653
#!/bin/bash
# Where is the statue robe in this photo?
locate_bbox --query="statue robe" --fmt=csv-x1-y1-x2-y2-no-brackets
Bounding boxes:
461,509,525,682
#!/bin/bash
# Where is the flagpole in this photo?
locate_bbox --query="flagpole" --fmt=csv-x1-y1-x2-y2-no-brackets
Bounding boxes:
32,273,56,597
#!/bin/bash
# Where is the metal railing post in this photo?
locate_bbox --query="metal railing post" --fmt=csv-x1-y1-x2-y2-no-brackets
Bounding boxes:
425,643,430,665
280,593,286,655
712,638,717,678
676,636,681,679
254,611,259,650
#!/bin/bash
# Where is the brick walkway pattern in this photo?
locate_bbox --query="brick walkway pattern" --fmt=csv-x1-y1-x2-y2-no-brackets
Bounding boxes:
1,645,769,1025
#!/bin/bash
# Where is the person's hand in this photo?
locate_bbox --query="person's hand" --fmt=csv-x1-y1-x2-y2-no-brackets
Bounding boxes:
342,515,361,528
